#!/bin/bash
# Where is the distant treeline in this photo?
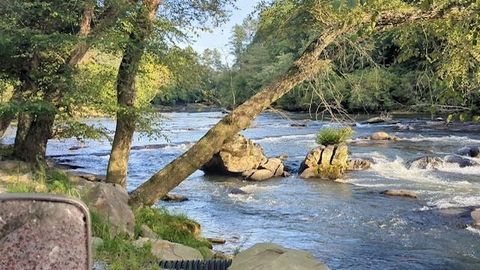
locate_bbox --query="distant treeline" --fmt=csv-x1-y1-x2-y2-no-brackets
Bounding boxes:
154,1,480,115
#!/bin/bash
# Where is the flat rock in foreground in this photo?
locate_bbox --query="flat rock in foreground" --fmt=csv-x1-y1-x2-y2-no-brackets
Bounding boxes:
133,237,203,261
229,243,329,270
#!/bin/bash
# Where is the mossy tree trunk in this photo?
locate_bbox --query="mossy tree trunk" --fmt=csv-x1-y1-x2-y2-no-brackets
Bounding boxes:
106,0,162,187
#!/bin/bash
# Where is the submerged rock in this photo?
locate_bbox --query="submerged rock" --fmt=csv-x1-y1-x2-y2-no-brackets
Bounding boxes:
162,193,189,202
408,156,444,170
381,190,418,199
229,188,248,195
370,131,397,141
299,144,349,179
133,238,203,260
202,135,285,181
229,243,330,270
456,146,480,158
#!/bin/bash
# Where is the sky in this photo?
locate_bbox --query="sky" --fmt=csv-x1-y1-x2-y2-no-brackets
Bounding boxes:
189,1,261,63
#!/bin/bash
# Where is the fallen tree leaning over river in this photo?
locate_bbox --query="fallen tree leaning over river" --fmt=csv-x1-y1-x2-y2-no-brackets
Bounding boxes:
129,2,472,207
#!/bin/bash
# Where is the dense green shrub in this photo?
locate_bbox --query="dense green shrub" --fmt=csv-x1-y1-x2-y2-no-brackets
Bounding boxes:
316,127,353,145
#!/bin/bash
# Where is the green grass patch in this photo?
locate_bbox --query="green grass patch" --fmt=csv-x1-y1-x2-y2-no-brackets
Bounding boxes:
5,165,80,198
316,126,354,145
134,207,212,258
91,211,160,270
90,207,213,269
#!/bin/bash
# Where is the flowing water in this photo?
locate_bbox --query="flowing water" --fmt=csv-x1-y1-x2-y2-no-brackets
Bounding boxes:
28,112,480,269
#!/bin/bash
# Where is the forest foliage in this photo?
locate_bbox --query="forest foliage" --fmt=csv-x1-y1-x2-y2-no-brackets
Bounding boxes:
159,0,480,116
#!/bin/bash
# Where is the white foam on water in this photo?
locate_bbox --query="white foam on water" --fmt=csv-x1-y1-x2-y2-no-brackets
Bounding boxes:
371,157,471,187
163,142,194,151
227,193,258,203
400,135,480,144
253,134,316,143
437,162,480,175
427,195,480,209
466,226,480,236
240,184,278,193
351,151,390,163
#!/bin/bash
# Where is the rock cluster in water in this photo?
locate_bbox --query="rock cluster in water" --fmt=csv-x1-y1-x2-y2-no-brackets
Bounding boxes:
202,134,286,181
408,146,480,170
298,144,349,179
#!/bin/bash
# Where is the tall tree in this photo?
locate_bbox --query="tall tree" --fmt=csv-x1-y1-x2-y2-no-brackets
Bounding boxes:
106,0,163,186
106,0,235,186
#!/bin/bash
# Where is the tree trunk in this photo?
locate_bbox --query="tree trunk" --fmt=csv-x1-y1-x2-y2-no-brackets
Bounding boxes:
128,7,448,207
13,113,31,156
106,0,162,186
13,113,54,162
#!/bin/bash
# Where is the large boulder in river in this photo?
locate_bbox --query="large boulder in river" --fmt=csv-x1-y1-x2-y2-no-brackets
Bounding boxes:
229,243,329,270
299,144,349,179
202,135,285,181
203,134,266,173
83,182,135,236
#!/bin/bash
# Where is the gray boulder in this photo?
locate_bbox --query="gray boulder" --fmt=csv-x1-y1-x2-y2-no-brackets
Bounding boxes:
444,155,479,167
457,146,480,158
83,182,135,236
229,243,329,270
133,238,203,260
408,156,444,170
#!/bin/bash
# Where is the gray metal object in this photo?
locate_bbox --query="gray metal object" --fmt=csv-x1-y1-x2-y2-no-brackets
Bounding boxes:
159,259,232,270
0,193,92,270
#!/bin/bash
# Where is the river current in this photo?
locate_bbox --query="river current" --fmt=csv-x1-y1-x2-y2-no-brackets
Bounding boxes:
32,112,480,269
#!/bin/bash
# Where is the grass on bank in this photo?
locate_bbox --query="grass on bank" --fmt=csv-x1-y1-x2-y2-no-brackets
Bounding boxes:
5,166,80,198
316,126,354,145
92,207,212,269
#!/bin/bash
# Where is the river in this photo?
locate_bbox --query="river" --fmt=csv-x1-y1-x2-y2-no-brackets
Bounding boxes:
38,112,480,269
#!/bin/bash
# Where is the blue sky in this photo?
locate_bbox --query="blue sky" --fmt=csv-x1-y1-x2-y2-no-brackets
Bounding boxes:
189,1,261,63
